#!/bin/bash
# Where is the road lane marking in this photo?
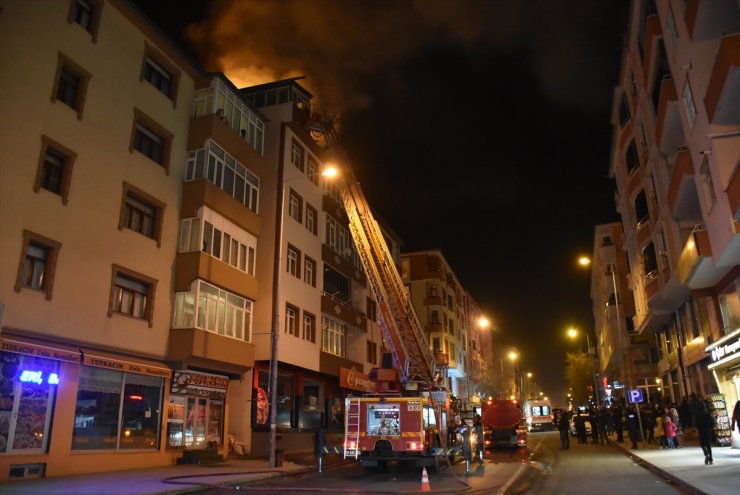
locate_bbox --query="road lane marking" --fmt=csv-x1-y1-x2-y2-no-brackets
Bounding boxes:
496,435,546,495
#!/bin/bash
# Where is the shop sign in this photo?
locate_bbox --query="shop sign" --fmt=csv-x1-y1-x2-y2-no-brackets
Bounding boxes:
83,354,172,378
0,337,80,364
171,370,229,398
706,330,740,369
339,367,376,392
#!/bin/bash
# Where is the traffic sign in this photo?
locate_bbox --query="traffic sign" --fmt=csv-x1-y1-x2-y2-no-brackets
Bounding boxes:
628,388,644,403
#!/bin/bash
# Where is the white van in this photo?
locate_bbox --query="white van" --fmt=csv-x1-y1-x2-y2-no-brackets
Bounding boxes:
524,399,553,431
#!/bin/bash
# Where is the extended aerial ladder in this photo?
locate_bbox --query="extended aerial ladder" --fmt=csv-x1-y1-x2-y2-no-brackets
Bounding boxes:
308,112,441,390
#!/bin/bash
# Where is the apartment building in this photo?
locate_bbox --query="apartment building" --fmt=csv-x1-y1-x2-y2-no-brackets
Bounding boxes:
240,79,387,455
399,250,490,406
589,224,661,403
0,0,205,479
607,0,740,407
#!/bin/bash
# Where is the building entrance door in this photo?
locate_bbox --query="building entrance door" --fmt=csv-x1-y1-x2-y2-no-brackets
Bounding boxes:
185,397,207,449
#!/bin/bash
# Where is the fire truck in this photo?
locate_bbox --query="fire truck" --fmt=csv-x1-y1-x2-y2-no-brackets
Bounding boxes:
309,113,452,470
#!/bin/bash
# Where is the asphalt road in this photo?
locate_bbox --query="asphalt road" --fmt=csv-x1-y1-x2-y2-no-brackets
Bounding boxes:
209,430,690,495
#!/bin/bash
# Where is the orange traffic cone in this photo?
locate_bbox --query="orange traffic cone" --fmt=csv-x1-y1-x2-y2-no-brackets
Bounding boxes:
420,466,431,491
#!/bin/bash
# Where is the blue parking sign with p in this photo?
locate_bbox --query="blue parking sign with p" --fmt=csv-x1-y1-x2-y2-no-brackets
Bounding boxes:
628,389,644,403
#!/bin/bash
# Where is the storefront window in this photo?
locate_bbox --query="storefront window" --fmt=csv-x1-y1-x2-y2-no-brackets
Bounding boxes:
299,380,323,429
257,370,293,429
72,366,163,450
0,352,58,453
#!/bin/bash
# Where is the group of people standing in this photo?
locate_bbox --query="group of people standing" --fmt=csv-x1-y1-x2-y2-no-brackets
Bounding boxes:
556,394,736,467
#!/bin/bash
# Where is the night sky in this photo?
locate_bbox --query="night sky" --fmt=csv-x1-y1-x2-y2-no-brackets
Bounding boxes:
132,0,629,401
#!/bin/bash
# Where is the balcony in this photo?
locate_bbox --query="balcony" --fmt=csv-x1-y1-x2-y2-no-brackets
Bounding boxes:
678,227,725,288
181,179,262,237
321,292,368,330
322,244,366,286
423,295,443,306
319,351,364,377
705,33,740,125
686,0,740,42
174,251,259,299
168,327,255,373
641,15,662,75
425,321,443,333
654,78,683,156
434,352,449,366
667,150,701,222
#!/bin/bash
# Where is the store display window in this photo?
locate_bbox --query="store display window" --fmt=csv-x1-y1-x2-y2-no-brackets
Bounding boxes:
0,351,58,453
72,366,163,450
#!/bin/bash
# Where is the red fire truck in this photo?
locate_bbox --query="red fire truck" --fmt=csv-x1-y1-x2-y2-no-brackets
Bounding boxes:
309,114,452,469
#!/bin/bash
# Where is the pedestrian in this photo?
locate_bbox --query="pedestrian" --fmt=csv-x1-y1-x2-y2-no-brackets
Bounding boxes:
613,405,624,443
645,407,656,445
575,412,588,444
668,404,681,448
598,408,608,445
732,400,740,435
558,409,570,450
589,408,600,444
655,414,667,449
626,406,640,449
473,414,484,464
694,401,714,465
664,416,677,449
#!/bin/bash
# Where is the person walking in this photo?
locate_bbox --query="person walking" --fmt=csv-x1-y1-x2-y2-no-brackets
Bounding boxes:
668,404,681,448
613,405,624,443
575,412,588,444
732,400,740,435
558,409,570,450
664,416,677,449
695,401,715,465
645,407,656,445
626,405,640,449
655,413,667,449
589,408,600,444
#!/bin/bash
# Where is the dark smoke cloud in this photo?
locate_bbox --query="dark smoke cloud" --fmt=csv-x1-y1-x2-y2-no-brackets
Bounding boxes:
186,0,622,115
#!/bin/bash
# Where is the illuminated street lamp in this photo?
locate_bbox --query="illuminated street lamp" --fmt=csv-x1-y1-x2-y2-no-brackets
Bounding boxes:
508,351,522,403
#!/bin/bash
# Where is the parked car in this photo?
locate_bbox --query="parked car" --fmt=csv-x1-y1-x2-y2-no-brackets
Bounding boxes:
569,414,592,436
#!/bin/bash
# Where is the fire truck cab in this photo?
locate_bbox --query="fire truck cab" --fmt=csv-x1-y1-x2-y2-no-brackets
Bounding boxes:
345,396,443,469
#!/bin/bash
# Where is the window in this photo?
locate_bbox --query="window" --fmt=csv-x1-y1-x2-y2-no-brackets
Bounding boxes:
427,256,439,271
305,204,317,235
634,190,649,228
682,79,697,130
141,43,181,104
291,140,304,172
303,312,316,342
430,284,438,297
131,109,172,171
718,279,740,335
430,310,440,324
72,367,163,451
287,245,301,278
185,141,260,212
367,340,378,365
625,140,640,175
51,53,91,119
642,243,658,281
699,156,716,211
323,265,349,302
119,183,165,245
288,189,303,222
109,265,156,326
172,280,252,341
286,304,299,336
303,256,316,286
367,298,377,322
67,0,102,41
15,230,62,300
180,213,257,275
321,316,346,357
306,157,318,185
34,135,77,204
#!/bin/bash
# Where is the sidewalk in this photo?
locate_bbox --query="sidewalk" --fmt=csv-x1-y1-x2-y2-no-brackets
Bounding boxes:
608,432,740,495
0,451,331,495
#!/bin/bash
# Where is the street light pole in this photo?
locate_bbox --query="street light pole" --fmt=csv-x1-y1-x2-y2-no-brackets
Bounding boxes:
268,148,288,468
